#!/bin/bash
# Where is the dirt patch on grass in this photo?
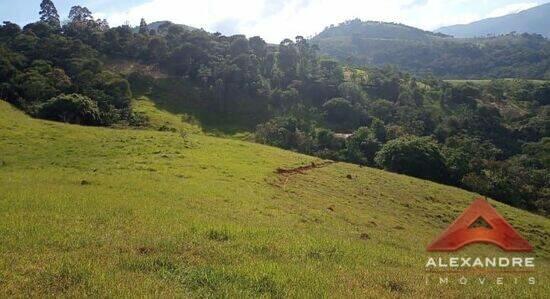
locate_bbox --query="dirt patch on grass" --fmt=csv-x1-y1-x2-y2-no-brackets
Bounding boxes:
275,161,334,175
136,246,156,255
271,160,335,190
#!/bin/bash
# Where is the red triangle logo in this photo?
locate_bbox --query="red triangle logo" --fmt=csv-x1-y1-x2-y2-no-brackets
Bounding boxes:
427,198,533,252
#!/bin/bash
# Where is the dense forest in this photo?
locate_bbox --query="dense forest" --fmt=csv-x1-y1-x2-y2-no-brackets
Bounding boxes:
312,19,550,79
0,1,548,215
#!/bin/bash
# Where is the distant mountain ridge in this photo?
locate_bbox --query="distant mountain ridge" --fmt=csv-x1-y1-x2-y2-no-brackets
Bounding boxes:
437,3,550,38
316,19,450,40
311,19,550,79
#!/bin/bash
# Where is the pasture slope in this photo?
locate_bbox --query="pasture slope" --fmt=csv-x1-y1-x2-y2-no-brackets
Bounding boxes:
0,100,548,297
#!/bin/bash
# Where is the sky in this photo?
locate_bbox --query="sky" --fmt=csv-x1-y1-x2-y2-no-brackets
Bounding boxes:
1,0,549,42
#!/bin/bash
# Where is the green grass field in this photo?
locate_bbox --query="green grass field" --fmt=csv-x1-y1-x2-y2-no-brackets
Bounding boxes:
0,100,548,297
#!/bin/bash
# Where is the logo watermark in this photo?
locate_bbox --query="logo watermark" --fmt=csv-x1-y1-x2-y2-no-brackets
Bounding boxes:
424,198,537,286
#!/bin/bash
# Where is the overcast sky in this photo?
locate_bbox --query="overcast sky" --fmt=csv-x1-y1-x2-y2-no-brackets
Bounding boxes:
1,0,549,42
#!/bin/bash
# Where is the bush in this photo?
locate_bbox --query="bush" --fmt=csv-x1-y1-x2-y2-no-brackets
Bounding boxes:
345,127,381,165
375,136,448,182
255,117,314,152
38,93,101,125
105,78,132,108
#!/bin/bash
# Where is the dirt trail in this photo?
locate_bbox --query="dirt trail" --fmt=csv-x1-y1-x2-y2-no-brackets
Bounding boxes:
275,161,334,175
271,160,335,190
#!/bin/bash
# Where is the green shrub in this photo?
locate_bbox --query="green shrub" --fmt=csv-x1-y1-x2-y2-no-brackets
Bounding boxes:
375,136,448,182
38,93,101,125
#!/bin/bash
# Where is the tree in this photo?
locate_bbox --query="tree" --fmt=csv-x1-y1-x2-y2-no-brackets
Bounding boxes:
255,117,313,152
0,21,21,37
369,118,386,142
49,68,72,91
14,61,58,104
278,39,298,82
39,0,60,28
375,136,448,182
128,71,154,96
442,135,501,183
229,35,249,57
249,36,267,58
139,18,148,34
338,82,365,103
96,19,110,32
534,83,550,105
443,83,479,107
147,37,168,62
23,22,54,38
367,99,396,123
104,77,132,108
345,127,381,165
68,6,93,23
323,97,354,123
0,46,22,82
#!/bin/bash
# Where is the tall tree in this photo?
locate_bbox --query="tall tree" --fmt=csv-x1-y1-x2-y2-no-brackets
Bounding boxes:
39,0,60,28
96,19,110,31
139,18,148,34
68,6,93,23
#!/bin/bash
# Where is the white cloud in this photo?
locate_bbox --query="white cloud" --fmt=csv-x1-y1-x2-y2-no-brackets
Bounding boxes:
96,0,536,42
99,0,411,41
486,2,538,18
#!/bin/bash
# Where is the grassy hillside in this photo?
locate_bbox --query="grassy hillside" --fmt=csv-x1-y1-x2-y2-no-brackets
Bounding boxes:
0,100,548,297
131,96,202,134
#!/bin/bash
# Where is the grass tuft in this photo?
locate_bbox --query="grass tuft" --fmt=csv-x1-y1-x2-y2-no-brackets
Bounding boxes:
207,229,231,242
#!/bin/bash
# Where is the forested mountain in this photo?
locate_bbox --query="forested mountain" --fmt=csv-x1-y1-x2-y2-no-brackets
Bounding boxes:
0,1,549,215
311,19,550,79
438,3,550,38
315,20,450,40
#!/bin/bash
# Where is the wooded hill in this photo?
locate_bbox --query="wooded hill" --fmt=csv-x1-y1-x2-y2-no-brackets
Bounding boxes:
311,19,550,79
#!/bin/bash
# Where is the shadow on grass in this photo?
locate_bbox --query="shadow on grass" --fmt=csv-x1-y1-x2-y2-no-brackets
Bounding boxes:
138,78,269,136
